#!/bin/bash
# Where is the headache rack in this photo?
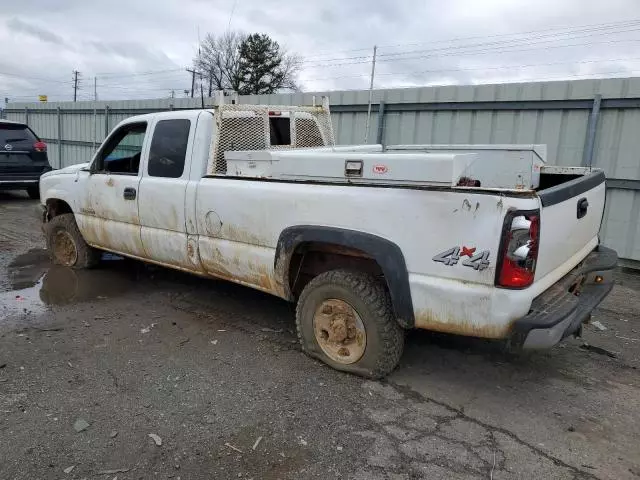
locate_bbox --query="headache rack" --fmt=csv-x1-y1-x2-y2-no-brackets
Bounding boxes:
208,94,335,175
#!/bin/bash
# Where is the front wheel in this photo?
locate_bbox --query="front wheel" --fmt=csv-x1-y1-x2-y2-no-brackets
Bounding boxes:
296,270,405,379
44,213,101,269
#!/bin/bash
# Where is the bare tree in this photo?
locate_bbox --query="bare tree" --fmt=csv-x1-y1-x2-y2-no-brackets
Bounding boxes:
194,31,244,95
194,31,301,95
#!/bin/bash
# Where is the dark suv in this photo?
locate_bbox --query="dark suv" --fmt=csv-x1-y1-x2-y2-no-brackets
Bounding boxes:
0,120,52,199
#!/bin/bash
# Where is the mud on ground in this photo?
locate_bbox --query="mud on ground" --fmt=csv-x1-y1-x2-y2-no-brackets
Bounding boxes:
1,191,639,480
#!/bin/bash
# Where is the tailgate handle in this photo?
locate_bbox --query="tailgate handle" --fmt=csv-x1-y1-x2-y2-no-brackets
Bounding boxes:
577,198,589,219
123,187,137,200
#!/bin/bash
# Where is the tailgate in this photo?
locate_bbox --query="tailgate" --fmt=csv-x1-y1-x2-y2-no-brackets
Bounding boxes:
535,170,606,280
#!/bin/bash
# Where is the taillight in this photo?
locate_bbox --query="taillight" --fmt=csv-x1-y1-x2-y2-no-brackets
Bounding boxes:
496,210,540,288
34,141,47,152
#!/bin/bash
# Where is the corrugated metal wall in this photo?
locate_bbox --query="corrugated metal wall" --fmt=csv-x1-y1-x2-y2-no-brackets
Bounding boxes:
3,77,640,265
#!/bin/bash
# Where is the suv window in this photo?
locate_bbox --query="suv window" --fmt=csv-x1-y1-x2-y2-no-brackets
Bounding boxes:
95,122,147,175
148,119,191,178
0,123,38,149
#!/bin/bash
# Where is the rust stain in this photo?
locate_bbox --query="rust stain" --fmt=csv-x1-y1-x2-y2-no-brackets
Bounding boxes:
273,254,290,299
415,309,511,339
187,242,194,258
201,245,282,296
106,178,114,187
223,224,268,246
80,214,146,256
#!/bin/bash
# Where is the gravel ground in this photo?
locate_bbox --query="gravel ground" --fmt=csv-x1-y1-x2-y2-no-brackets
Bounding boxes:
0,191,639,480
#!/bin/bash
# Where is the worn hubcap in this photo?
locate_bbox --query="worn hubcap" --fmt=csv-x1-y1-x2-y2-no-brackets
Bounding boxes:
53,231,77,267
313,299,366,364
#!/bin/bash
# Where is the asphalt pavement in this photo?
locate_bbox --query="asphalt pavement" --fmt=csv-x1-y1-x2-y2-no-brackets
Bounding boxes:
1,191,639,480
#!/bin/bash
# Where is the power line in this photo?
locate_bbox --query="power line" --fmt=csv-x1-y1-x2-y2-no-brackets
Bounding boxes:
227,0,238,31
376,17,640,49
0,71,71,84
297,37,640,70
301,29,640,68
96,73,190,88
95,68,185,79
376,37,640,65
301,56,640,82
375,24,640,60
297,17,640,57
298,19,640,65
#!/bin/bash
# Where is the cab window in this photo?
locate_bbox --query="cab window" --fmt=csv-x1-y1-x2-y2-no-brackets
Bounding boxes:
94,122,147,175
147,119,191,178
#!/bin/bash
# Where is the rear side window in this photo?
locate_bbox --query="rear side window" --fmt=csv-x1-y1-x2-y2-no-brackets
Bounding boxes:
0,124,38,147
269,117,291,146
148,119,191,178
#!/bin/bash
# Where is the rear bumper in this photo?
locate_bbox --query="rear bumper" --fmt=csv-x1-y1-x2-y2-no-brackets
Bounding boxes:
0,179,40,189
0,169,50,189
508,245,617,350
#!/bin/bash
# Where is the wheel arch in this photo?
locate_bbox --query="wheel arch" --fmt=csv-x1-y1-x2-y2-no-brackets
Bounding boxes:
274,225,414,328
45,197,73,220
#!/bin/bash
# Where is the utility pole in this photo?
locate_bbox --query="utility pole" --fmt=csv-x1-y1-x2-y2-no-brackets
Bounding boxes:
170,90,175,99
93,77,98,150
186,68,197,98
72,70,80,102
364,45,377,144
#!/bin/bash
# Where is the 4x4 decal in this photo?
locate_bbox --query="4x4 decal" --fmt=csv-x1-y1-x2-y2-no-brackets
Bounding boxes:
433,246,490,271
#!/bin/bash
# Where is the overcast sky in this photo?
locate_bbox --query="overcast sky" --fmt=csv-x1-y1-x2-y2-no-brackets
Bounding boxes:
1,0,640,103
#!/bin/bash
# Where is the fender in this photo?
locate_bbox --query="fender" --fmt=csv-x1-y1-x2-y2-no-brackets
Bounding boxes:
42,188,76,213
274,225,415,328
40,185,75,211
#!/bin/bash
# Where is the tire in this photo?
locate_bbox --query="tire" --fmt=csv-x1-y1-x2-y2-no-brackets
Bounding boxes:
296,269,405,379
26,185,40,200
45,213,100,269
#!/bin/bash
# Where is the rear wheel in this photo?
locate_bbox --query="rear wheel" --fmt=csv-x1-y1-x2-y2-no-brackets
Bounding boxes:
26,185,39,200
296,269,404,379
45,213,100,269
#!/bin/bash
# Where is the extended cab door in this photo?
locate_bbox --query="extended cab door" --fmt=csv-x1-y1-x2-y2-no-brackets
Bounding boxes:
138,112,201,270
76,121,147,257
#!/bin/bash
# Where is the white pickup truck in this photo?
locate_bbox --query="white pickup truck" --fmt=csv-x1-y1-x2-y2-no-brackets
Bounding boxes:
38,100,617,378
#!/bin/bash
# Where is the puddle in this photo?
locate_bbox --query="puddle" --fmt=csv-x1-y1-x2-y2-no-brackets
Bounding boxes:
1,250,143,322
7,249,50,290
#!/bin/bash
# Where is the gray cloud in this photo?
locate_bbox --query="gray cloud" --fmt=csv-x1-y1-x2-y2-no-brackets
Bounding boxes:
1,0,639,103
7,17,66,45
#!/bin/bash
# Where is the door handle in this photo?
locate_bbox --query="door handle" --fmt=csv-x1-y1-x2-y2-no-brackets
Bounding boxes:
123,187,137,200
577,198,589,219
